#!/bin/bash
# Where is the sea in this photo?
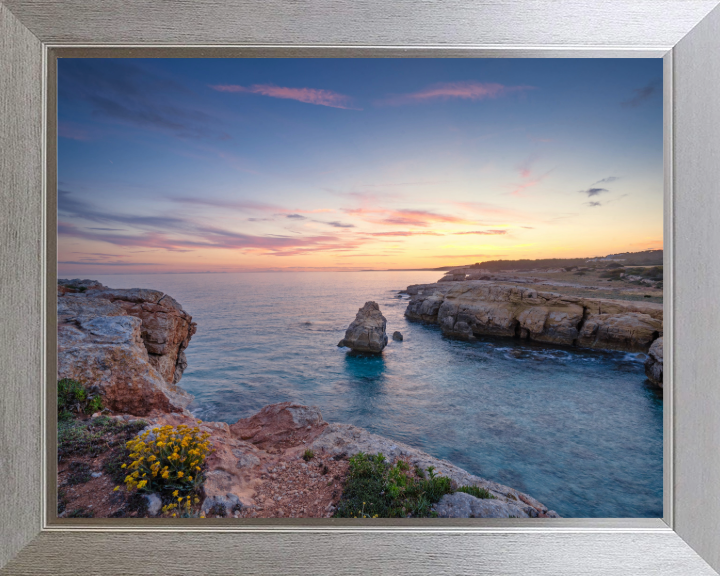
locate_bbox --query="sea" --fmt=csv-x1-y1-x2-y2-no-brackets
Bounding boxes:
91,271,663,518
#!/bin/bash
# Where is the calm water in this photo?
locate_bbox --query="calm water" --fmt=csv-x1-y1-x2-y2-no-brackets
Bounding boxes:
91,271,663,518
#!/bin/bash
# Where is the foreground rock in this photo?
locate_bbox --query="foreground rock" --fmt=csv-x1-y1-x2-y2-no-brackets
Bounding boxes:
405,281,662,353
57,279,197,415
338,301,389,353
137,402,558,518
433,491,540,518
644,337,663,387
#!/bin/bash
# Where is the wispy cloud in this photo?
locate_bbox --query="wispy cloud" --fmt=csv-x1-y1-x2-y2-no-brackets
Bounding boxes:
59,60,230,140
426,253,504,259
377,81,535,106
452,230,508,235
586,201,603,207
210,84,361,110
169,196,280,212
285,214,307,220
324,221,355,228
59,260,156,266
343,207,474,227
579,187,609,197
508,168,554,197
365,230,444,237
593,176,620,185
621,79,661,108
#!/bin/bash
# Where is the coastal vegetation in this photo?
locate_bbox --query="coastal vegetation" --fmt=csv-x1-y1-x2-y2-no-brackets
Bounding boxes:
58,377,103,421
333,452,495,519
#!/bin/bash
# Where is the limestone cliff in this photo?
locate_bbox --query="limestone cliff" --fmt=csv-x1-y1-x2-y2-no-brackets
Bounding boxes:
405,281,663,354
57,279,197,415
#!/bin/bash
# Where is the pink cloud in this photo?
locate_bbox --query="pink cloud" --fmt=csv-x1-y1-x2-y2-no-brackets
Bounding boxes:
58,220,366,257
210,84,361,110
377,82,535,106
365,230,445,237
508,168,554,197
452,230,508,235
343,207,474,227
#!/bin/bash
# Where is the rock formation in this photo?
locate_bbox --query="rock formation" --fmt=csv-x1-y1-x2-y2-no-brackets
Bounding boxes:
337,301,388,353
140,402,559,518
57,279,197,415
405,281,662,353
644,337,663,387
392,331,403,341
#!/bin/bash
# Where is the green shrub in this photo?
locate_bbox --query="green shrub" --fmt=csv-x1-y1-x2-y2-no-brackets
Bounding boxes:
58,378,103,417
333,452,454,518
456,485,496,499
302,449,315,461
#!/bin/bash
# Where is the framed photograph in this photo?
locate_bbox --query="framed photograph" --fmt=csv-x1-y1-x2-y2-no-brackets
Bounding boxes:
2,1,720,574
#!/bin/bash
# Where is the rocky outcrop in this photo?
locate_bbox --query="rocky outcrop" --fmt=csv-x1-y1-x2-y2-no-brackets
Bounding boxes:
57,279,197,415
392,331,403,341
337,301,388,353
405,281,662,353
433,491,548,519
644,337,663,387
140,402,558,518
309,418,558,517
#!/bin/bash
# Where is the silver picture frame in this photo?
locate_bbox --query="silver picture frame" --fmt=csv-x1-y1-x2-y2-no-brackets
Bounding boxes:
1,1,720,573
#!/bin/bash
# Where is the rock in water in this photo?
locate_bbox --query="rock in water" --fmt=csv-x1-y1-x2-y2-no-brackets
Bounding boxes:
644,337,663,387
392,331,403,341
337,301,388,353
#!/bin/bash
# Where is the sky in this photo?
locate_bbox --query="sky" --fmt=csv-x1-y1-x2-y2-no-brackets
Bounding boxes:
57,58,663,275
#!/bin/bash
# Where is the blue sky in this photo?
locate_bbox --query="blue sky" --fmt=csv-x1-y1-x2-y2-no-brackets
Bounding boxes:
58,58,663,274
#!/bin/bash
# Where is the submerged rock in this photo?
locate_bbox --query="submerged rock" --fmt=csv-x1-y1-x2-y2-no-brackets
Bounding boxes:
337,301,388,353
392,331,403,341
644,337,663,387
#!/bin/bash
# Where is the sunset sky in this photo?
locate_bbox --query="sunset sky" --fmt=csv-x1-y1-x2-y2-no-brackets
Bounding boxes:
58,58,663,275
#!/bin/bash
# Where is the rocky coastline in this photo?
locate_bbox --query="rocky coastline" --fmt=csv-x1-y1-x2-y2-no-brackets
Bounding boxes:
403,279,663,383
57,279,559,519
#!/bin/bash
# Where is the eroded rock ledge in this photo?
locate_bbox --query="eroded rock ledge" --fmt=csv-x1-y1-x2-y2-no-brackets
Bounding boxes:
404,281,663,354
58,279,196,415
142,402,559,518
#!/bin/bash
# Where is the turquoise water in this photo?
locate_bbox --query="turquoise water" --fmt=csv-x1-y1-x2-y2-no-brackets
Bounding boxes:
91,271,663,518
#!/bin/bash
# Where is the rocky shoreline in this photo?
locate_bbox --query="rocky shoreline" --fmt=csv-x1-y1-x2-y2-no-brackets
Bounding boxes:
57,279,559,519
401,279,664,386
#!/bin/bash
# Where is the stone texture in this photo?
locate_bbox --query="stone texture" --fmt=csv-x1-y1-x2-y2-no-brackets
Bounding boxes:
229,402,327,450
433,491,542,518
337,301,388,353
59,279,197,384
57,280,197,415
144,493,163,516
405,280,663,353
645,337,664,387
392,331,403,341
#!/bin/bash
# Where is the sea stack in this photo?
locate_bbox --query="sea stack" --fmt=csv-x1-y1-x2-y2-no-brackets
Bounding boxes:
338,301,388,353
